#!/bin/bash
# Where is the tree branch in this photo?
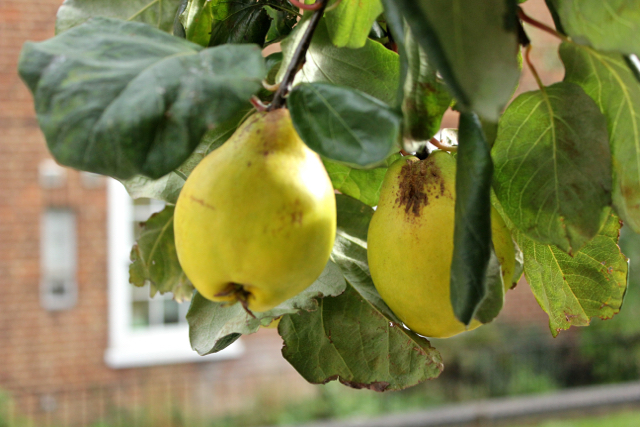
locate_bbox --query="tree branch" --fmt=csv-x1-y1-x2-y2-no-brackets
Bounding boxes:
268,0,328,111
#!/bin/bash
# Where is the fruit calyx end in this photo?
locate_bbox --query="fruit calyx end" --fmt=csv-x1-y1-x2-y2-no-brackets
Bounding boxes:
215,283,256,318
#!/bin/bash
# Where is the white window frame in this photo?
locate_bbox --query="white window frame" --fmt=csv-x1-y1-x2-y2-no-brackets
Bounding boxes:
105,179,243,368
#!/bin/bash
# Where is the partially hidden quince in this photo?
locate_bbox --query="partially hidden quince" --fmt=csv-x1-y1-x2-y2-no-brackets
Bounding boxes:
174,109,336,313
367,151,516,338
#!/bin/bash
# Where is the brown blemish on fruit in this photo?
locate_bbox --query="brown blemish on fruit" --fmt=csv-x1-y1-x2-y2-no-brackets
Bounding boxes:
396,158,445,216
189,196,215,211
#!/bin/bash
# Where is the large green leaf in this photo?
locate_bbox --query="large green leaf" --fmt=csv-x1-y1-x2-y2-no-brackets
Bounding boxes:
279,281,443,391
322,153,402,207
278,18,400,105
120,106,253,204
179,0,215,46
280,194,443,391
492,82,612,255
324,0,383,49
560,43,640,234
517,213,628,337
402,24,452,144
550,0,640,56
187,260,346,355
288,82,401,166
383,0,520,121
129,205,195,302
56,0,184,33
18,18,265,180
450,112,497,325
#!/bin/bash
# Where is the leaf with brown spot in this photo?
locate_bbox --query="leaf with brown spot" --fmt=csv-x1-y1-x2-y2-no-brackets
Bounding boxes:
516,212,628,337
492,82,612,254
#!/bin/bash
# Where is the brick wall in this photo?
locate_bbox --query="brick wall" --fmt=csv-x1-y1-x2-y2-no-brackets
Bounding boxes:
0,2,315,424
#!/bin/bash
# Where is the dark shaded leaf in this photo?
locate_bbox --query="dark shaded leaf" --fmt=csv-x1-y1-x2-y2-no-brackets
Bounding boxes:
324,0,383,48
209,0,271,47
473,252,505,324
278,19,400,105
492,82,612,254
383,0,520,121
288,82,401,166
450,112,495,325
550,0,640,56
188,260,346,355
561,43,640,234
129,205,195,302
264,5,297,45
18,18,265,180
517,213,628,337
56,0,184,33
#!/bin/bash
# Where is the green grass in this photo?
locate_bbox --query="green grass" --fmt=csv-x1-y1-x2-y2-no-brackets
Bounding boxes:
509,410,640,427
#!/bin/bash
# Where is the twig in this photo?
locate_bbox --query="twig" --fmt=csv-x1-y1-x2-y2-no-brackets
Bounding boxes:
524,44,544,91
268,0,328,110
517,7,569,42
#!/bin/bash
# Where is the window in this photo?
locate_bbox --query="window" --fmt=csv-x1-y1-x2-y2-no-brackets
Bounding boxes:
105,180,243,368
40,208,77,311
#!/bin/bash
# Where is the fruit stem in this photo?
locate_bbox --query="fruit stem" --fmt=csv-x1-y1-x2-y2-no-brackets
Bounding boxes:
267,0,328,111
430,137,457,153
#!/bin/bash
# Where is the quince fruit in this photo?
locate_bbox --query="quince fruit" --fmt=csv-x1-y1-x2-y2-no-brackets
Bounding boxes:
367,151,515,338
174,109,336,313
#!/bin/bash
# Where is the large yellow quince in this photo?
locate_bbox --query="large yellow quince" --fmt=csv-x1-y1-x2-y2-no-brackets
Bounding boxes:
174,109,337,313
367,151,515,338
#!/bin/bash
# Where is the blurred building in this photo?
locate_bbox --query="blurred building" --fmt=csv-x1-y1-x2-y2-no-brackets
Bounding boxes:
0,0,559,425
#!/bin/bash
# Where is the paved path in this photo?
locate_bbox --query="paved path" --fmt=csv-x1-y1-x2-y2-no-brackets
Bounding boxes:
283,381,640,427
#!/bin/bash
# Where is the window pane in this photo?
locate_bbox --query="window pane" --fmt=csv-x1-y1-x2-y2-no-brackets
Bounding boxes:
131,301,150,328
41,208,77,311
163,300,180,324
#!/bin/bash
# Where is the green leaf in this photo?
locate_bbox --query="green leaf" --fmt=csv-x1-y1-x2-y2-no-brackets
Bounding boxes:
322,153,402,207
492,82,612,254
560,43,640,234
324,0,383,49
187,260,347,355
56,0,184,34
383,0,520,121
264,5,297,45
120,106,253,204
516,212,628,337
179,0,215,46
450,112,496,325
288,83,401,166
280,194,443,391
473,252,505,324
278,18,400,105
129,206,195,302
18,18,266,180
209,0,270,47
280,282,443,391
402,25,452,143
550,0,640,56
